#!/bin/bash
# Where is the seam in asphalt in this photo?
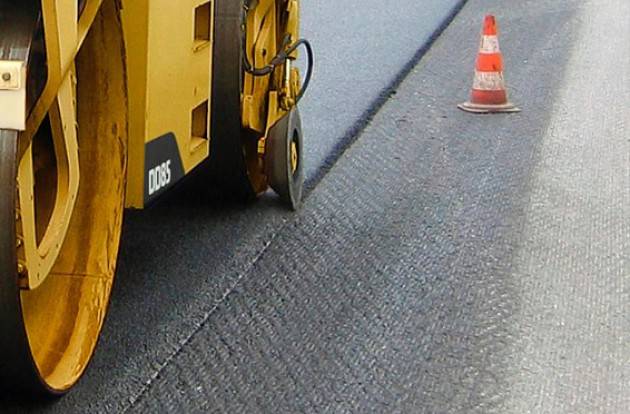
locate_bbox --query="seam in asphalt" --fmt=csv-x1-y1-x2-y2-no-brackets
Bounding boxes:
124,1,469,410
305,0,469,193
123,222,287,412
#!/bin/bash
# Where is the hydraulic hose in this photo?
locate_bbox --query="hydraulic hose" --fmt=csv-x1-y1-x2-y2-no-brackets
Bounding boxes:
243,37,314,105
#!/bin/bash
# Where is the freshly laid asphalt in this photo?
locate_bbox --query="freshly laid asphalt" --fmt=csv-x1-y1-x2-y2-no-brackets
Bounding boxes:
300,0,465,181
3,0,629,412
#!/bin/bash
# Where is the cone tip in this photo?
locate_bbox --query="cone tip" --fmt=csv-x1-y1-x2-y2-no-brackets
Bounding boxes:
483,15,498,36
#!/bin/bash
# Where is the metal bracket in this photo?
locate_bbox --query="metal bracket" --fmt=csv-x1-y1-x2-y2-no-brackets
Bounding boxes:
0,61,26,130
0,61,23,90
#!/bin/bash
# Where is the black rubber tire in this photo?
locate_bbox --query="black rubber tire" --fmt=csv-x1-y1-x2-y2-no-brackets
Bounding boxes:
0,130,54,397
208,0,257,201
265,108,304,210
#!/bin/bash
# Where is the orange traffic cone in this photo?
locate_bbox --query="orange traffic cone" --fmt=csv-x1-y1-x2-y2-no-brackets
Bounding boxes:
459,15,520,113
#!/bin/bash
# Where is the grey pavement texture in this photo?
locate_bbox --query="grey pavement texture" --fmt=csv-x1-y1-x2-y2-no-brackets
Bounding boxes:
300,0,464,181
2,0,629,412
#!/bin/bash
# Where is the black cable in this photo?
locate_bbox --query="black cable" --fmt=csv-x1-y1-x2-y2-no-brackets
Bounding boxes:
243,37,314,105
291,39,313,104
242,34,291,76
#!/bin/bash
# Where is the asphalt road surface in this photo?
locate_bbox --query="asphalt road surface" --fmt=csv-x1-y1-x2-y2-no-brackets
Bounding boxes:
2,0,629,412
300,0,464,181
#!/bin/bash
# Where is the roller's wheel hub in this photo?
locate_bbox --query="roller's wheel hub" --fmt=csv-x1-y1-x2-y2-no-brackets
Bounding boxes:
290,139,299,175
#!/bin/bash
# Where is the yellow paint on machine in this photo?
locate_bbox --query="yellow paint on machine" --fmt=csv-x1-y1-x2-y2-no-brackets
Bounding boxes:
121,0,214,208
0,0,307,395
18,0,129,392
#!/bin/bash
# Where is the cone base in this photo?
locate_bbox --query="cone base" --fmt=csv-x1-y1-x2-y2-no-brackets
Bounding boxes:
458,101,521,114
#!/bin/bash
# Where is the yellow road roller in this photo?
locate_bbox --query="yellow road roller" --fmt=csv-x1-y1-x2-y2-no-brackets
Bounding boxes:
0,0,312,395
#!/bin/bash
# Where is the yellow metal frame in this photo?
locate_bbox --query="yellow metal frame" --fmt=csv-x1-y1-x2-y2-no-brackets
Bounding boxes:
243,0,301,132
16,0,304,286
21,0,102,155
121,0,215,208
244,0,302,193
16,1,100,290
2,0,306,393
122,0,302,206
14,0,129,391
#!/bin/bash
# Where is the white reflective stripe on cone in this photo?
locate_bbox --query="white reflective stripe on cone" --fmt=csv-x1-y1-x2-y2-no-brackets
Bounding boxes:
479,35,500,54
472,71,506,91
